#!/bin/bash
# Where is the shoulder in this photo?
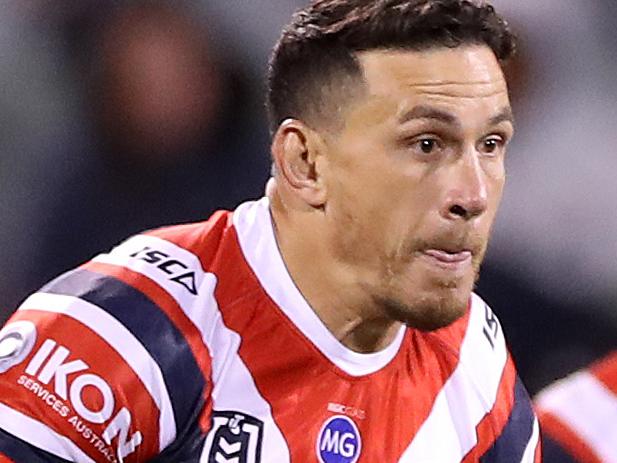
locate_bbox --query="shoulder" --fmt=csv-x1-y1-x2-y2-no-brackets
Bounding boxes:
422,294,540,461
535,351,617,463
430,293,507,378
0,208,243,461
426,293,511,412
145,208,233,267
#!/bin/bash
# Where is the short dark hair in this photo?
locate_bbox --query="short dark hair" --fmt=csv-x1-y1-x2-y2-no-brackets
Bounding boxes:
266,0,516,133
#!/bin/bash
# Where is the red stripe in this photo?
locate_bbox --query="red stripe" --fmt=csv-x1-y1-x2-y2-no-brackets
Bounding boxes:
534,434,542,463
460,354,517,462
82,261,214,432
0,453,16,463
538,411,603,463
145,211,232,270
3,310,160,462
590,350,617,395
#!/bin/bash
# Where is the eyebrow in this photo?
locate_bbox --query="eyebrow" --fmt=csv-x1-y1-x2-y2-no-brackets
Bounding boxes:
489,107,515,128
398,105,515,128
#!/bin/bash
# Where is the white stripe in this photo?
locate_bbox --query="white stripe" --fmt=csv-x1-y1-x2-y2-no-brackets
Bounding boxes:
398,294,508,462
0,402,96,463
536,371,617,463
95,235,214,355
520,417,540,463
233,198,406,377
94,234,206,309
18,292,176,451
94,232,291,460
198,286,291,461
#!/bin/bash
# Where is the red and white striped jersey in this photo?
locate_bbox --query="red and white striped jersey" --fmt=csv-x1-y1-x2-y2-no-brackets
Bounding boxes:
536,351,617,463
0,198,540,463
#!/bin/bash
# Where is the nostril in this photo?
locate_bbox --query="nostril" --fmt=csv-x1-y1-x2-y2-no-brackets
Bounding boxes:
449,204,467,218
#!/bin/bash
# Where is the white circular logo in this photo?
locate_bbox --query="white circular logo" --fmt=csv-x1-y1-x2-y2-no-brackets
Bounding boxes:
0,321,37,373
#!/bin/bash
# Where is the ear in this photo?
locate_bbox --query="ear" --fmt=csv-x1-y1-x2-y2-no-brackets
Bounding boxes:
271,119,328,207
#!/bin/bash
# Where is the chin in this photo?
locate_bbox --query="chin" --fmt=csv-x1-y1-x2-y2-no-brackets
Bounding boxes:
377,281,473,332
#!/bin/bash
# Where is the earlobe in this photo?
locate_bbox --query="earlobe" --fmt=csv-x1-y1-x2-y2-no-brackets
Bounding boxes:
271,119,327,207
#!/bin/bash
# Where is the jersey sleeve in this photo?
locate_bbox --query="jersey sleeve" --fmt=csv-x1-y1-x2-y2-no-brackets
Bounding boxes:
535,351,617,463
0,233,214,463
457,294,541,463
474,369,541,463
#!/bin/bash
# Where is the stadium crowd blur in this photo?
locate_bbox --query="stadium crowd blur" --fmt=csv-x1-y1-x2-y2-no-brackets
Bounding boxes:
1,0,616,395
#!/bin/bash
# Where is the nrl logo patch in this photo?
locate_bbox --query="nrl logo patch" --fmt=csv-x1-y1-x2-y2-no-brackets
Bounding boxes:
205,410,264,463
0,321,37,374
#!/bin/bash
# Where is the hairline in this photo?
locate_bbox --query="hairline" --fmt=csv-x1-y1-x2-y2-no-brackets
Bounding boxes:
300,41,505,134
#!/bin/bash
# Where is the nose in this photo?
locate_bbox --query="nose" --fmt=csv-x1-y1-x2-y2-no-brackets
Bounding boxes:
441,151,488,221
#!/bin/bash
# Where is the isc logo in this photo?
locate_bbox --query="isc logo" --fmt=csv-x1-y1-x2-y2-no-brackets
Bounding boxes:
128,246,199,296
317,415,362,463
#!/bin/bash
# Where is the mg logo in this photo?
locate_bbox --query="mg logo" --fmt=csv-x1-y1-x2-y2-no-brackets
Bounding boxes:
317,415,362,463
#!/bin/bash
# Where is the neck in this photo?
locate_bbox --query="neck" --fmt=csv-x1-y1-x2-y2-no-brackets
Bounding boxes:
268,188,403,354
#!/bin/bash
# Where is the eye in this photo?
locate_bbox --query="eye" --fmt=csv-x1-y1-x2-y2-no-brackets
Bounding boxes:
419,138,437,154
480,135,506,155
410,137,442,155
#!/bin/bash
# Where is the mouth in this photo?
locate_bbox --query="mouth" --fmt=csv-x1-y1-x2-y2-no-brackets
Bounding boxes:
424,248,472,262
419,247,474,272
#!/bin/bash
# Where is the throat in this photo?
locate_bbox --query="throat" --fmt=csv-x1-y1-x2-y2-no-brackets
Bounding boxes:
337,317,403,353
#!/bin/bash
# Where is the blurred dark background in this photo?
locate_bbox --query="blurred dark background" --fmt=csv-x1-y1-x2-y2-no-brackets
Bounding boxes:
0,0,615,395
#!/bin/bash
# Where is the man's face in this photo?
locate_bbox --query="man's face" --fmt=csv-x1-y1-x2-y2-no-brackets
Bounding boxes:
321,45,513,330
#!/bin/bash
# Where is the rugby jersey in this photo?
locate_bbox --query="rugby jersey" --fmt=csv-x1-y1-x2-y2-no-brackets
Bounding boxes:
536,351,617,463
0,197,540,462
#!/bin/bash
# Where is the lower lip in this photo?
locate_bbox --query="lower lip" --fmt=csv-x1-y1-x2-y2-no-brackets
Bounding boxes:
421,249,472,271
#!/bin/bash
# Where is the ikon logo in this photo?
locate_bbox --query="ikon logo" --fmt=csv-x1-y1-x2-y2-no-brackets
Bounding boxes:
25,338,143,459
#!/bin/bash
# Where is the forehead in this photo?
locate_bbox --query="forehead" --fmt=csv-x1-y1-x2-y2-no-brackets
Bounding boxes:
353,45,510,123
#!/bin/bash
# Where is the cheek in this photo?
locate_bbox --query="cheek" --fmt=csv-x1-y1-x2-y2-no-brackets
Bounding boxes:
325,144,432,260
328,211,390,273
327,156,393,226
486,157,506,189
326,180,408,266
487,172,506,214
325,188,372,263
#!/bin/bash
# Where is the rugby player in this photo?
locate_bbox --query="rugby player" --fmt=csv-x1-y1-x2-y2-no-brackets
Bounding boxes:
0,1,540,461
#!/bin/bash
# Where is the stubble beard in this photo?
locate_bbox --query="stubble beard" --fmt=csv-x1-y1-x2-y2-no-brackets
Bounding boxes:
374,256,483,332
377,286,470,331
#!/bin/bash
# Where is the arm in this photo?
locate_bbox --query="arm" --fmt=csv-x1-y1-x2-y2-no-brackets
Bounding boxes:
477,371,541,463
0,235,212,462
0,289,162,462
535,351,617,463
456,296,541,463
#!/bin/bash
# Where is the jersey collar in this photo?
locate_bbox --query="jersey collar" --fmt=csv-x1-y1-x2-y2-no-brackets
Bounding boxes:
233,197,406,377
